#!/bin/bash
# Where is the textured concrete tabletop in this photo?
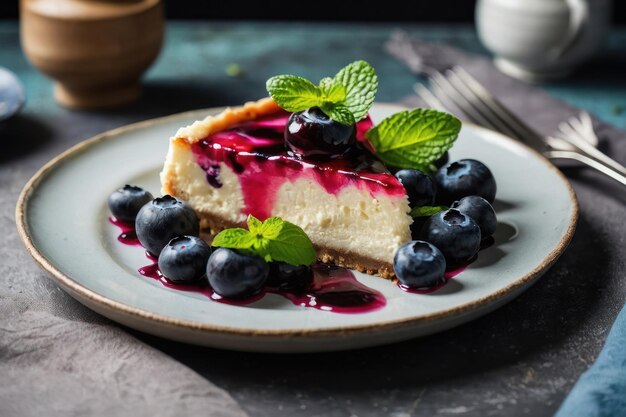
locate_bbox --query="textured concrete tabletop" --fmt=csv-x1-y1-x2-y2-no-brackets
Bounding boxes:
1,22,625,417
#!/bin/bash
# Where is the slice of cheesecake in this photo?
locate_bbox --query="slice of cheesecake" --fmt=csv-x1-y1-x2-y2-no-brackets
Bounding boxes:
160,98,412,278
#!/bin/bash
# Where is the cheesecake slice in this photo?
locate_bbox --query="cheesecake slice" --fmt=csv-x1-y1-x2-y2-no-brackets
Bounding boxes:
160,98,412,278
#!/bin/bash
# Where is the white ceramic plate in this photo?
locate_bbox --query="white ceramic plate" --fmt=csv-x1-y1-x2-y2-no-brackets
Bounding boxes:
16,104,578,352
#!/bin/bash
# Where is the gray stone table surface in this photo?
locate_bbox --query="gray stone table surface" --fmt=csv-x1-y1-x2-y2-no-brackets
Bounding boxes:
1,21,625,417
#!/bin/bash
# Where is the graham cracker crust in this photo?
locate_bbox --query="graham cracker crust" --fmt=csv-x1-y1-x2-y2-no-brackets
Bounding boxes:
196,211,395,280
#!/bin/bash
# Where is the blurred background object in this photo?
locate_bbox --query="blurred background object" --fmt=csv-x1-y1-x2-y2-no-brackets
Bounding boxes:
476,0,612,82
19,0,164,109
0,66,24,123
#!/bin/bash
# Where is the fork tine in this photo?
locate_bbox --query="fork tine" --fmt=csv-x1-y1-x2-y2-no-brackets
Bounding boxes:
579,111,594,131
578,112,599,146
419,76,476,123
444,69,520,139
429,79,478,122
559,121,580,140
579,111,593,126
567,117,591,143
569,116,585,132
569,113,599,147
430,71,500,131
414,83,447,112
546,136,577,151
452,67,546,150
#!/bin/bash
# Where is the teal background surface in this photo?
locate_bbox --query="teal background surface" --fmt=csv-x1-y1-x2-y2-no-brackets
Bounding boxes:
2,22,625,129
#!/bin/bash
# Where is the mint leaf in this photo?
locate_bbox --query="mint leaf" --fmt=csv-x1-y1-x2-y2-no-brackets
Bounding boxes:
410,205,447,218
319,77,346,103
320,103,355,125
247,214,263,232
366,108,461,169
212,228,256,251
333,60,378,122
258,218,316,266
266,75,321,112
212,216,316,266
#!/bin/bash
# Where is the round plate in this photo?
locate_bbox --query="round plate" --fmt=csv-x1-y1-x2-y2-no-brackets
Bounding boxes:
16,104,578,352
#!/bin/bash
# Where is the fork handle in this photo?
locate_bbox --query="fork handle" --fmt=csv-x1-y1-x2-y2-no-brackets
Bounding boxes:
545,150,626,186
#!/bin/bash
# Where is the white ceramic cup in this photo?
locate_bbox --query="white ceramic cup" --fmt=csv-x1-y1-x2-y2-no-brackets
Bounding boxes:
476,0,612,81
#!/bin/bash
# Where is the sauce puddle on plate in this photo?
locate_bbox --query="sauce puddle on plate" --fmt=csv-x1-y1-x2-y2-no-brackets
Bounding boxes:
138,251,385,313
110,216,480,313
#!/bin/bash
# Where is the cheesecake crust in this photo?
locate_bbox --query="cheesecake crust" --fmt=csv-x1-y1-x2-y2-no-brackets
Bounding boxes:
175,97,283,143
195,211,396,280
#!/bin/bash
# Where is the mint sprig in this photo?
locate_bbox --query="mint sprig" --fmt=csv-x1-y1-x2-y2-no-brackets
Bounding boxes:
365,108,461,171
266,60,377,125
212,215,316,266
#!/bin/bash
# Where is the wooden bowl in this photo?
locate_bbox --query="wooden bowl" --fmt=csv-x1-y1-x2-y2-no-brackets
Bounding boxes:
20,0,164,109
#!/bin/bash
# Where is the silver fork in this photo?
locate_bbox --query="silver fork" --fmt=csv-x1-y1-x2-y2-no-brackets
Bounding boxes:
414,67,626,186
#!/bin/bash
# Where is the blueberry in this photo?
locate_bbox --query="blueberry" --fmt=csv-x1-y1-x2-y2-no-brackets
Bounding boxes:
135,195,199,256
267,262,313,293
451,196,497,239
207,248,269,298
434,159,497,204
434,151,450,169
108,185,153,222
410,217,428,240
394,241,447,289
158,236,212,283
395,169,436,207
285,107,356,159
420,209,481,265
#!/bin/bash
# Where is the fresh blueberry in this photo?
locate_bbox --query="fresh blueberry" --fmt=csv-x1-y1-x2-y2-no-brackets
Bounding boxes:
267,262,313,293
394,240,447,289
207,248,269,298
395,169,436,207
158,236,212,283
285,107,356,159
135,195,199,256
420,209,481,265
451,196,497,239
410,217,428,240
434,159,497,204
108,185,153,222
434,151,450,169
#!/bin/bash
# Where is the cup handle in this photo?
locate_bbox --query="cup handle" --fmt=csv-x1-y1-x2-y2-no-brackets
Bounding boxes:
552,0,589,59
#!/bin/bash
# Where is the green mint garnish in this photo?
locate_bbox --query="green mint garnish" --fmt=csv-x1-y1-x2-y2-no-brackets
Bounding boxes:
266,60,378,125
264,75,322,113
365,108,461,171
333,60,377,122
410,205,447,218
211,215,316,266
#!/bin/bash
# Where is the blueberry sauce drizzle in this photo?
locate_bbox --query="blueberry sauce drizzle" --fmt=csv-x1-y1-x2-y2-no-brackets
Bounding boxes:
397,263,469,294
138,251,385,313
190,112,406,220
273,264,386,313
109,216,141,246
112,216,480,305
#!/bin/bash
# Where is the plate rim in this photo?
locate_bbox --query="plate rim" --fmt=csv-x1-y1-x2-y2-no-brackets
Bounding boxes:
15,104,579,338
